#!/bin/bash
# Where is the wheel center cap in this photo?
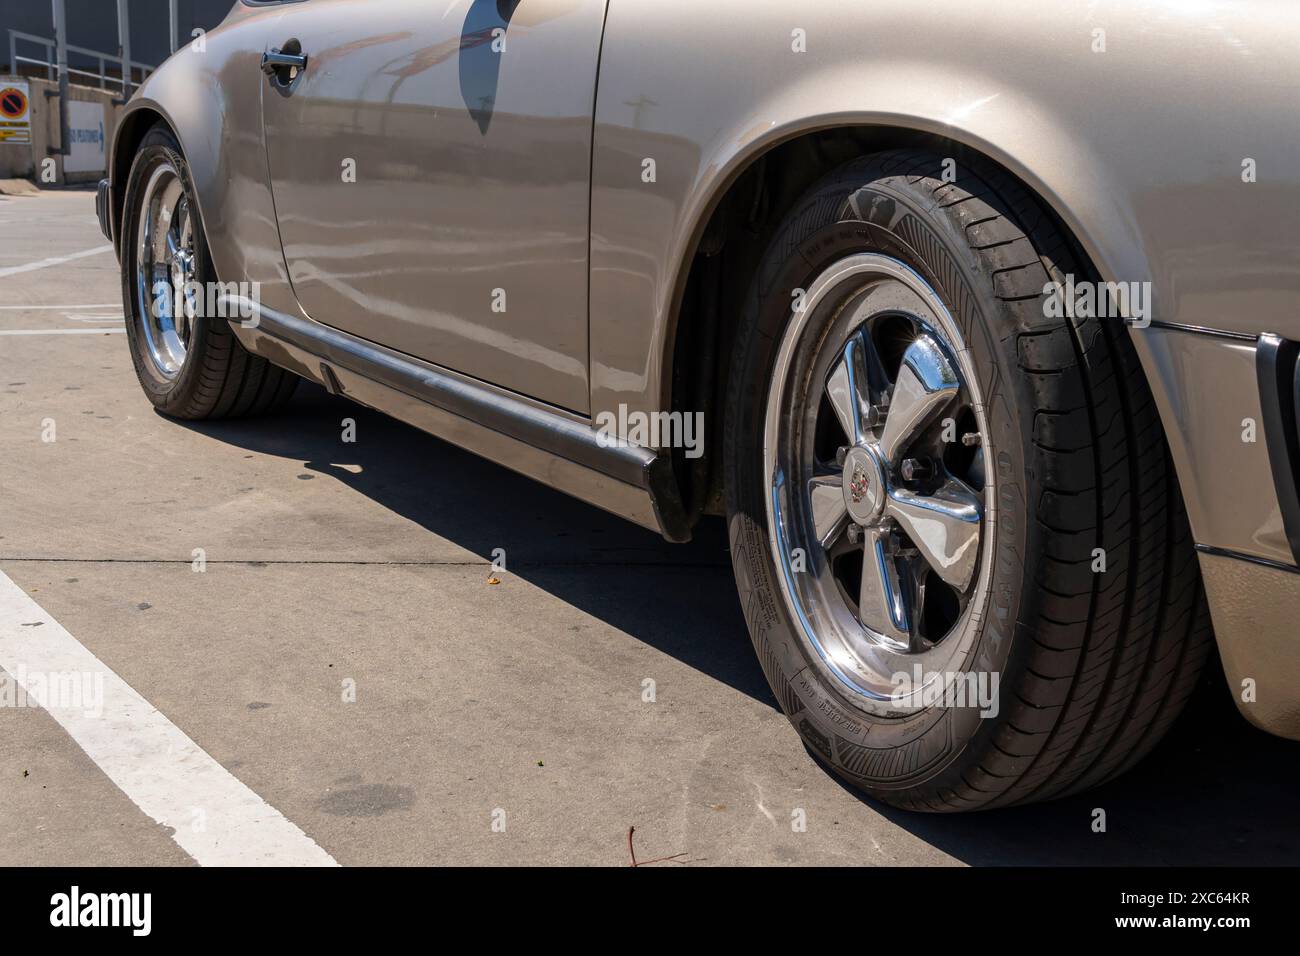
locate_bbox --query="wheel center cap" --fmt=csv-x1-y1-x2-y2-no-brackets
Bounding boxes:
843,445,886,524
170,253,189,290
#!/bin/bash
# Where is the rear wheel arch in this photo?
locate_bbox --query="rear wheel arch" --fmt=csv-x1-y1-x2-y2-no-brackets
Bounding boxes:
663,126,1129,529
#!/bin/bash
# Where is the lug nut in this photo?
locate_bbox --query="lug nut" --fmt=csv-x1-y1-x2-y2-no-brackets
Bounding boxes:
901,458,933,481
847,524,862,544
961,432,982,447
835,446,848,467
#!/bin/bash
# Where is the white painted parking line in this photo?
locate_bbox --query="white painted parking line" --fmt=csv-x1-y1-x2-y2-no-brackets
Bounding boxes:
0,245,114,279
0,328,126,335
0,570,339,867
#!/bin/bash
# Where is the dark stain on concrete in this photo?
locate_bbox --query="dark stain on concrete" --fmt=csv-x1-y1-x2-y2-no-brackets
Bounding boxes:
317,784,415,817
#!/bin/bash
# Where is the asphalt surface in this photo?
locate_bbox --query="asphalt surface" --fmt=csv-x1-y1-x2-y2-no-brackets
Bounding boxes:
1,188,1297,866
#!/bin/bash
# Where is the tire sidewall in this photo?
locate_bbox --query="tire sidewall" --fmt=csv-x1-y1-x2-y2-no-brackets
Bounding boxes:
726,168,1037,798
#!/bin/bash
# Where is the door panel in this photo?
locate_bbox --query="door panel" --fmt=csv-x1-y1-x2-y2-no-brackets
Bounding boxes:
260,0,605,413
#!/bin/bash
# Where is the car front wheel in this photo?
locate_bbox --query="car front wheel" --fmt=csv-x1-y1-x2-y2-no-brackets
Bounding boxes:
120,122,297,420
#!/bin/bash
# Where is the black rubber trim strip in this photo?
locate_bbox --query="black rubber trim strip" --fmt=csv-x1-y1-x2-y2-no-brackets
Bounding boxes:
245,303,693,541
1255,333,1300,563
95,178,113,245
318,362,343,397
1195,544,1300,576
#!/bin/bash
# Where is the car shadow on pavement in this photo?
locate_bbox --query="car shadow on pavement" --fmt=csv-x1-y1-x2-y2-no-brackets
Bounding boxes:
180,383,1300,865
177,383,778,710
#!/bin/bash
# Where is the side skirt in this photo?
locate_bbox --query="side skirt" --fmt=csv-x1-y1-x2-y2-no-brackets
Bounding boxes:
226,303,691,543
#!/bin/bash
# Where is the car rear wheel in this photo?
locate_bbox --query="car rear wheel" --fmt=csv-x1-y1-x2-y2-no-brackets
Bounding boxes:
120,123,297,420
724,148,1213,810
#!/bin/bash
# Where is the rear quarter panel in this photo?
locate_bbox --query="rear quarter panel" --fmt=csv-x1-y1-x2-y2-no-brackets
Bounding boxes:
589,0,1300,410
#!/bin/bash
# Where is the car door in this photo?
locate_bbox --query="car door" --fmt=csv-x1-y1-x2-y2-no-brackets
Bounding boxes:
258,0,606,414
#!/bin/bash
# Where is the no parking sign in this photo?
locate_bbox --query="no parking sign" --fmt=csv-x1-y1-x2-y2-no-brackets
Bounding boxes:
0,80,32,145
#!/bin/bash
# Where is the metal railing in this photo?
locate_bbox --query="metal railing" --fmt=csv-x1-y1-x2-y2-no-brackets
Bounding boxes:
7,29,155,94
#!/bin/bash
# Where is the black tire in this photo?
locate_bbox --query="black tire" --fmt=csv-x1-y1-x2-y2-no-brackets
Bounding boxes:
724,148,1213,811
120,123,297,420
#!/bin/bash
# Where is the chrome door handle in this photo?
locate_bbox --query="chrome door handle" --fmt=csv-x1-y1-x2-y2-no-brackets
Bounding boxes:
262,47,308,79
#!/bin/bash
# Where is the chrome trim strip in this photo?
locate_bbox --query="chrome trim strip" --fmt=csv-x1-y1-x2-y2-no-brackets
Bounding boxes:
1146,320,1257,343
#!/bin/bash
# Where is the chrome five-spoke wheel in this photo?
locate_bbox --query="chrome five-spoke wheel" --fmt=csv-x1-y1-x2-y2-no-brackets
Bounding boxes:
120,124,298,418
764,254,994,710
135,160,198,380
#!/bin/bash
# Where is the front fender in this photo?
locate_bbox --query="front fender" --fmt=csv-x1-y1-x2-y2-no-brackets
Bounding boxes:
110,1,301,316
